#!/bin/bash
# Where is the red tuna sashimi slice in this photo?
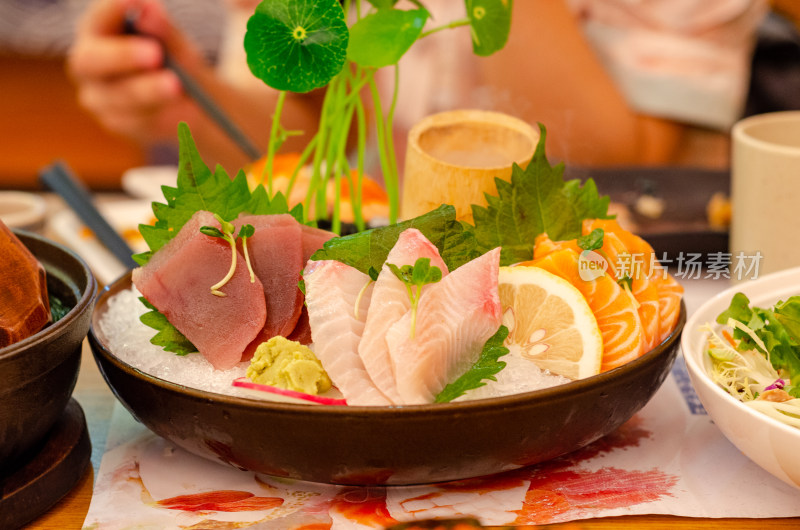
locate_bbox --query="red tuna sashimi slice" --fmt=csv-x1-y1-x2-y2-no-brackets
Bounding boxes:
237,214,303,343
386,247,502,405
236,215,305,362
300,224,336,262
358,228,449,404
286,306,311,345
303,260,391,406
132,210,266,370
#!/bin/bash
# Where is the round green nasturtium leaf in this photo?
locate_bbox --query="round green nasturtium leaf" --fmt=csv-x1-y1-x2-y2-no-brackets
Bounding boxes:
347,8,430,68
244,0,349,93
365,0,399,8
466,0,513,57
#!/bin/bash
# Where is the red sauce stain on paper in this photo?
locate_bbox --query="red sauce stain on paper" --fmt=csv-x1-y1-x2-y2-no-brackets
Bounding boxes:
511,416,679,525
156,490,284,512
330,487,398,527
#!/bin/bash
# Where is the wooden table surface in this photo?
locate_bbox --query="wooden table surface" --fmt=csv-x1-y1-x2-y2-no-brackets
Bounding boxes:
15,198,800,529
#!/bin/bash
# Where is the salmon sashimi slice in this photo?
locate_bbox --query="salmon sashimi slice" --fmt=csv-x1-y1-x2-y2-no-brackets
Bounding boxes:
236,214,304,359
583,219,682,343
386,247,502,405
651,271,684,342
533,231,662,352
133,211,266,370
533,232,580,260
303,260,391,406
528,249,644,372
358,228,449,404
583,219,660,277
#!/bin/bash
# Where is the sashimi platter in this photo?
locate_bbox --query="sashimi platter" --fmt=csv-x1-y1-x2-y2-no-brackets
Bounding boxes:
89,124,686,485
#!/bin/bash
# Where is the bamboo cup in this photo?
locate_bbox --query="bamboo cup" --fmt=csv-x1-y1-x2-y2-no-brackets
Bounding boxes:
401,109,538,223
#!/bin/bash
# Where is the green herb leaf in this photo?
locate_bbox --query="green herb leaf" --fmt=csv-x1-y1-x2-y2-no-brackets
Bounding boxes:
49,295,70,322
200,226,225,239
367,266,381,281
387,257,443,339
138,298,196,355
717,293,800,390
348,8,429,67
577,228,604,252
365,0,400,8
238,224,256,239
311,204,481,274
466,0,513,57
435,325,510,402
716,292,753,327
244,0,349,93
471,123,611,265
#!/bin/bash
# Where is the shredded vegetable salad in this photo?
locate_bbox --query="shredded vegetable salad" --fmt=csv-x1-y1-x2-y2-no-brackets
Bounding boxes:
703,293,800,429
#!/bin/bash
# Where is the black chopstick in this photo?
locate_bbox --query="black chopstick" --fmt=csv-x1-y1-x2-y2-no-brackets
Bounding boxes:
39,161,139,270
123,13,262,161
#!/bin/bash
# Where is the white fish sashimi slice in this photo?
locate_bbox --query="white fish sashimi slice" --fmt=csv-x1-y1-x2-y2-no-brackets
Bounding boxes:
358,228,449,404
303,260,391,406
387,247,502,405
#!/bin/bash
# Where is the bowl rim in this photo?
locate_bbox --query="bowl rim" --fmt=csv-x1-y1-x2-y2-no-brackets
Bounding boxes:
681,265,800,439
90,272,685,416
0,230,97,359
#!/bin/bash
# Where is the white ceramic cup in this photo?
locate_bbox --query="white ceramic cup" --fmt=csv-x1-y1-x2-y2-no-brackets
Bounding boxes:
730,111,800,281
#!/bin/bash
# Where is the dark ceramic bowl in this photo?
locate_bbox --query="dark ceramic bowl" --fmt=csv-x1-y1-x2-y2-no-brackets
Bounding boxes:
89,272,684,486
0,231,96,470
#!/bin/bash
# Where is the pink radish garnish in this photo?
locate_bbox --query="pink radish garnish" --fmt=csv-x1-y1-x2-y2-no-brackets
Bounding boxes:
232,378,347,406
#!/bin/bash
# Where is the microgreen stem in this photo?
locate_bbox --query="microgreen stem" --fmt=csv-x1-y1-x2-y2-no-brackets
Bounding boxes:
285,134,318,214
368,73,398,224
211,235,237,297
306,74,337,223
354,278,373,319
407,284,419,339
241,235,255,283
420,18,471,39
384,63,400,223
263,90,287,196
352,79,367,231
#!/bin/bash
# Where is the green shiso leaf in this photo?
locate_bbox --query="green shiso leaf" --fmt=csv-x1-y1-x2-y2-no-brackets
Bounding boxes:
348,8,429,68
244,0,349,93
466,0,513,57
138,298,196,355
471,123,611,265
310,204,481,274
435,325,510,403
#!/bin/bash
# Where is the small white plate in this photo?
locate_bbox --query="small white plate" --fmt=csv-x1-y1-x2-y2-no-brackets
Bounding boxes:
0,191,46,231
48,200,153,285
122,166,179,202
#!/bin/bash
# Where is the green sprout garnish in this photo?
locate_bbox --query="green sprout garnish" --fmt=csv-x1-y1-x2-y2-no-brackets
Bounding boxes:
387,257,442,339
200,214,256,297
577,228,604,252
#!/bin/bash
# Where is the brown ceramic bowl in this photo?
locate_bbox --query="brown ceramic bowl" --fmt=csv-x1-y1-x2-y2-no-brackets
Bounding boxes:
0,231,96,470
89,272,684,486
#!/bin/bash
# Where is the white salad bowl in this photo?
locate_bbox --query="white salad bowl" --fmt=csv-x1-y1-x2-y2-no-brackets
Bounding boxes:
682,266,800,490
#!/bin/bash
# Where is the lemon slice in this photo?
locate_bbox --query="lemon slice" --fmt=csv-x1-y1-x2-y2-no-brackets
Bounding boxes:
498,265,603,380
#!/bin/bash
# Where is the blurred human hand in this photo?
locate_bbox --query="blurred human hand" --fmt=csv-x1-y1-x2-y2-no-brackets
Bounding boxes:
68,0,208,145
